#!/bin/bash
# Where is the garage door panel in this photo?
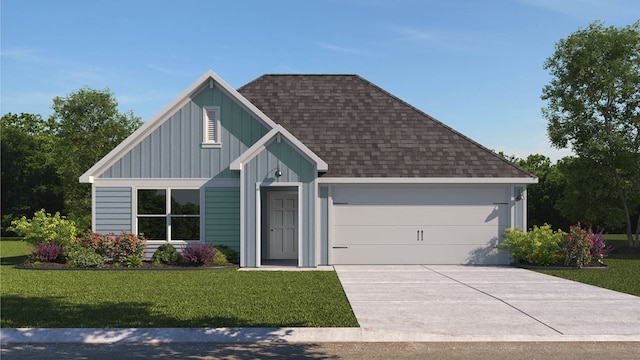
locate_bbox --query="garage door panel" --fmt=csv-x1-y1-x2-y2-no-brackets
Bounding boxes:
333,225,503,246
333,205,505,227
332,186,507,206
332,244,508,265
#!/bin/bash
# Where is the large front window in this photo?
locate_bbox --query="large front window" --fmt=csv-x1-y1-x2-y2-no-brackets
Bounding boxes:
137,189,200,241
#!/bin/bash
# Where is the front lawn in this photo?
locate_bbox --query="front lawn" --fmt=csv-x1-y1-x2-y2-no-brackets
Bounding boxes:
535,234,640,297
0,240,358,328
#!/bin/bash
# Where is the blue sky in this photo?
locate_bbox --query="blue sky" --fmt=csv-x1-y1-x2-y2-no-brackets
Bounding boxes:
2,0,638,161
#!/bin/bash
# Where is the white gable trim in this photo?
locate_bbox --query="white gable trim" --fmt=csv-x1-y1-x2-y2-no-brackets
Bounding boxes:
318,177,538,184
230,125,329,172
79,70,279,183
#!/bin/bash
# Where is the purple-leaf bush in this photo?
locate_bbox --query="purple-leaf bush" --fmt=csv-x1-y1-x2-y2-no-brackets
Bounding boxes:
30,242,64,263
589,228,613,261
181,243,216,266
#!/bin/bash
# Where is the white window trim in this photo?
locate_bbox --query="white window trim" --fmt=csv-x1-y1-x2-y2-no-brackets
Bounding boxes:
134,187,202,242
202,106,221,148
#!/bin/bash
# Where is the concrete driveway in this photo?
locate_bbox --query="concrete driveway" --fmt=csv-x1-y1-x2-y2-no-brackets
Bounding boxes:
334,265,640,340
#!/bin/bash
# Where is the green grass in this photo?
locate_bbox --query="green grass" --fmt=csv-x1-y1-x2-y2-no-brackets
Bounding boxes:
535,234,640,297
0,240,358,328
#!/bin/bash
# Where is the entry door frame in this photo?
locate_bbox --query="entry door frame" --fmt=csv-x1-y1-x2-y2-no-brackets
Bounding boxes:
255,182,302,267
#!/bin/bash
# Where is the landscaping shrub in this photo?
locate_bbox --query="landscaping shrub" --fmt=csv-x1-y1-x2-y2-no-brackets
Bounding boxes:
109,231,147,264
214,245,238,263
8,209,77,246
212,250,229,266
181,243,215,266
561,223,593,267
64,242,105,268
77,229,147,265
589,229,613,261
499,224,564,266
151,243,180,265
127,256,143,268
29,242,64,263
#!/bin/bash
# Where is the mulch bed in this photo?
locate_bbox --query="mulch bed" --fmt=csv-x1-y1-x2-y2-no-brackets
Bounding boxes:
15,261,238,271
514,260,608,271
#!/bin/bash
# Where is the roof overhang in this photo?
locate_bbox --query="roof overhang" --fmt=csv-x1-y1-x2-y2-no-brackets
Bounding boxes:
230,125,328,172
317,177,538,184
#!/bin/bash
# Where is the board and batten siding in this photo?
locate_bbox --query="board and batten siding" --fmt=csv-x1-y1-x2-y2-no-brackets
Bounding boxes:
99,86,268,179
94,187,132,233
242,139,317,267
205,187,241,253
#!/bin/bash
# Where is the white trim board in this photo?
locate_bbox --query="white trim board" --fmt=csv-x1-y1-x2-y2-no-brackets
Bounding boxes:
317,177,538,184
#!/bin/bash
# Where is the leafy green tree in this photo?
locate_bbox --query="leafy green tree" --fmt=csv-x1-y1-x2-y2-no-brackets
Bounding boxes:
542,21,640,247
1,113,63,234
50,87,142,229
513,154,570,230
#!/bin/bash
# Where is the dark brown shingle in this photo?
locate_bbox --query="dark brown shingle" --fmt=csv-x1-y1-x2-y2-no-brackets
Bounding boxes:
238,74,533,179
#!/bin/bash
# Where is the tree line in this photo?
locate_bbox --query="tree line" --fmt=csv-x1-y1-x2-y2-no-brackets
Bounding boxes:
2,21,639,247
1,88,142,233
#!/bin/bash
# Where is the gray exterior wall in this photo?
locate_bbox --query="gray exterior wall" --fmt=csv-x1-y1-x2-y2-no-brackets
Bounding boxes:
99,86,268,179
94,187,132,233
242,138,317,267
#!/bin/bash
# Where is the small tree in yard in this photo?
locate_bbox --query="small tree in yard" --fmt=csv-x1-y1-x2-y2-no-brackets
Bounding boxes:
542,21,640,248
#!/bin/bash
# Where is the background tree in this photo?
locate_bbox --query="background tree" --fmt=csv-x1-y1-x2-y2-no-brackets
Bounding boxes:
513,154,570,230
50,87,142,230
1,113,63,235
542,21,640,247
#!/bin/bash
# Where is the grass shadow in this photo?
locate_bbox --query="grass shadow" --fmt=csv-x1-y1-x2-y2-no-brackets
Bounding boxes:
0,254,28,266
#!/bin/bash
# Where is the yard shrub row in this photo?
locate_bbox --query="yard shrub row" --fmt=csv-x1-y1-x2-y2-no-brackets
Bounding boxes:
500,223,613,267
9,209,236,268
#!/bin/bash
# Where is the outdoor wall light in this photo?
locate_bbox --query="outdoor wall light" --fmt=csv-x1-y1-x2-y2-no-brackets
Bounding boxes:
275,168,283,177
515,189,524,201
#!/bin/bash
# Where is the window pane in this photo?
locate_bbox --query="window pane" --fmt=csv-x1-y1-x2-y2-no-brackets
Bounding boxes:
172,189,200,215
138,189,166,214
171,217,200,241
138,217,166,240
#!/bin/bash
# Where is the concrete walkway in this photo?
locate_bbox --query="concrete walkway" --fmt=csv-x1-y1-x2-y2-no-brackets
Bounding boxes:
2,265,640,344
334,265,640,341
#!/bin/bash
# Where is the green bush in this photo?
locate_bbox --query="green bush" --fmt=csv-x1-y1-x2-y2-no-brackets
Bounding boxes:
151,243,180,265
127,256,143,268
499,224,564,266
214,245,238,264
8,209,77,246
212,250,228,266
64,242,105,268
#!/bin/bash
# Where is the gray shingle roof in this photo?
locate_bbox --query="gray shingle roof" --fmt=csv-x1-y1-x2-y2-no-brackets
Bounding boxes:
238,74,534,179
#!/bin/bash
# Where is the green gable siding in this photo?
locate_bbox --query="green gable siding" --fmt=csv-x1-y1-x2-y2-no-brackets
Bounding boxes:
99,86,268,179
205,187,240,253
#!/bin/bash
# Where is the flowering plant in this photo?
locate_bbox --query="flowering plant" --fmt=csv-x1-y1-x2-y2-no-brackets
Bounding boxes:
77,229,147,264
561,223,593,267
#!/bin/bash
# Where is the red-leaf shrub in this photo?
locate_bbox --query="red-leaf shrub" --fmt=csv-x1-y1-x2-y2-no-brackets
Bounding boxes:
561,223,593,267
30,242,64,263
77,229,147,264
181,243,216,266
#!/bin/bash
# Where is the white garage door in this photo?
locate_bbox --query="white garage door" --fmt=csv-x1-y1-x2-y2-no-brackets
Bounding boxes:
331,186,510,265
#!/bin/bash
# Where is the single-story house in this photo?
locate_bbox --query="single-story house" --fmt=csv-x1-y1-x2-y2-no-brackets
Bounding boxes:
80,70,537,267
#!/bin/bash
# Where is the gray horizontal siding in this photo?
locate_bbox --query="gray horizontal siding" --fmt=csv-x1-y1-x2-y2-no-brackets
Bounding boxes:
94,187,132,233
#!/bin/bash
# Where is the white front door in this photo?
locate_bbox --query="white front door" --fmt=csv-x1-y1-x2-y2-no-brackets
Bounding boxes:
268,191,298,259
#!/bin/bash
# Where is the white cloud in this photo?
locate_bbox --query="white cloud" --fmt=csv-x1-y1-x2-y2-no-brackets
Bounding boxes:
319,43,369,56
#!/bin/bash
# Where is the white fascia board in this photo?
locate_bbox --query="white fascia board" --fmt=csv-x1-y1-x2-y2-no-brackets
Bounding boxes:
317,177,538,184
230,125,329,172
79,70,279,183
90,178,220,187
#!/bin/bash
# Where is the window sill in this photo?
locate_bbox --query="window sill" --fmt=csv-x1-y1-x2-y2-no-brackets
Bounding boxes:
201,143,222,149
